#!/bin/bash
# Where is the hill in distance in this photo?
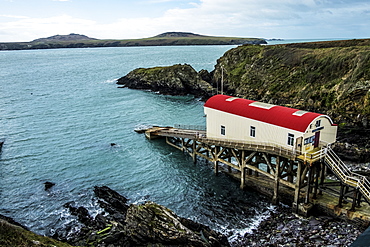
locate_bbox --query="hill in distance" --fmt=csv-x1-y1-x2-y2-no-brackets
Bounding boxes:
154,32,204,38
0,32,267,50
32,33,97,43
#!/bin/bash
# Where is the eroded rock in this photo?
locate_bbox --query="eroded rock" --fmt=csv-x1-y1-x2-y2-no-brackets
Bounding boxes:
56,186,230,247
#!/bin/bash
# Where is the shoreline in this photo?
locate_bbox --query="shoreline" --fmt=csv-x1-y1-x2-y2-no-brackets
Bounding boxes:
231,204,364,246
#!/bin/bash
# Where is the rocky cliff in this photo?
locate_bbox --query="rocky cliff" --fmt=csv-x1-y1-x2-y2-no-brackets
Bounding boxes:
211,39,370,128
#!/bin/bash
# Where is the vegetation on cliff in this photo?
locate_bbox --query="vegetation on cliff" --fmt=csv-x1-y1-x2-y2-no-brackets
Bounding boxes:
211,39,370,128
0,32,266,50
0,216,71,247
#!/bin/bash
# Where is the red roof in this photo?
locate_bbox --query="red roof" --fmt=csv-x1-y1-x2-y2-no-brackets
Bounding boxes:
204,95,332,133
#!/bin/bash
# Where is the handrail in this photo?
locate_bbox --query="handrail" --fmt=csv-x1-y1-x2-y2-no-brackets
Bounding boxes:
324,146,370,201
174,124,206,131
200,137,296,157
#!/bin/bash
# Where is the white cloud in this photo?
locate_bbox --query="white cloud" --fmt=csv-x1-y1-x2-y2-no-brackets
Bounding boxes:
0,14,28,19
0,0,369,42
0,15,96,42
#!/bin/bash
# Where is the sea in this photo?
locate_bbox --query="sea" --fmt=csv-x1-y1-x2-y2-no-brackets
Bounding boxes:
0,40,331,243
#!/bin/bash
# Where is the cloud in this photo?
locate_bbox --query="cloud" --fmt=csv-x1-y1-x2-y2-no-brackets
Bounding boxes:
0,0,369,42
0,15,96,42
0,14,28,19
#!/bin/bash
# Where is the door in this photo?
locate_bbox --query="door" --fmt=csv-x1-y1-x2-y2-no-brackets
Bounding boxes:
314,131,320,148
295,137,303,154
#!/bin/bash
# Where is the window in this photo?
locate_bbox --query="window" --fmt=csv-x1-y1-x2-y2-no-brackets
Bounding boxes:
221,125,225,135
288,133,294,146
250,126,256,137
315,120,321,127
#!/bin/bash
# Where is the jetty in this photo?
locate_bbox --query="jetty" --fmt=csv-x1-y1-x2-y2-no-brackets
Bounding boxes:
139,95,370,227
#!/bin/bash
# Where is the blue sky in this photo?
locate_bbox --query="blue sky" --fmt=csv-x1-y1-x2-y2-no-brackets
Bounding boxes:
1,0,369,42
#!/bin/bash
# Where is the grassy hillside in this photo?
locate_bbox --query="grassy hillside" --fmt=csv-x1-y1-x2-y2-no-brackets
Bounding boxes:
0,32,266,50
0,219,72,247
211,39,370,128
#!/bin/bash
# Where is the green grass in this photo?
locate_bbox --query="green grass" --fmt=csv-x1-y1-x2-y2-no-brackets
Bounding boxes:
0,220,72,247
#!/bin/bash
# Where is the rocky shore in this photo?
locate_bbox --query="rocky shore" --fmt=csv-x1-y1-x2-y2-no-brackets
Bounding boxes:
231,205,364,247
53,186,230,247
2,184,367,246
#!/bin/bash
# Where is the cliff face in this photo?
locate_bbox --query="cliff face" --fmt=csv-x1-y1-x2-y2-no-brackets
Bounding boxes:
211,39,370,128
117,64,213,98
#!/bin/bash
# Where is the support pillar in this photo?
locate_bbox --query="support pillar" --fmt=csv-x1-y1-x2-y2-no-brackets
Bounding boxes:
338,183,345,208
312,165,320,200
288,160,294,183
214,161,219,175
192,140,197,164
318,162,325,196
293,161,302,213
240,150,246,189
305,165,313,204
272,156,280,205
350,189,359,212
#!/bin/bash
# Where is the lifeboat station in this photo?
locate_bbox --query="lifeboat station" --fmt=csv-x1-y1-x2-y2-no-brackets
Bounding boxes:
142,94,370,224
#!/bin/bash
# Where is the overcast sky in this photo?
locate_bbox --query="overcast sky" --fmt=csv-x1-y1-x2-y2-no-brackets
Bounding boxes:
1,0,369,42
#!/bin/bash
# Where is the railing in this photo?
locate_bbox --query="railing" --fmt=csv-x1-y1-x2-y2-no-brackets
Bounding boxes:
324,146,370,201
199,137,297,158
174,124,206,131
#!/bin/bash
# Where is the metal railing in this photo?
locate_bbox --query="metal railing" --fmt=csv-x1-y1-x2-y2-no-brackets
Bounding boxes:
324,146,370,201
199,137,297,158
174,124,206,131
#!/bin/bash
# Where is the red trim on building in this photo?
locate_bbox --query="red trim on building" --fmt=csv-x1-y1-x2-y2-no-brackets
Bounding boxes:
204,95,327,133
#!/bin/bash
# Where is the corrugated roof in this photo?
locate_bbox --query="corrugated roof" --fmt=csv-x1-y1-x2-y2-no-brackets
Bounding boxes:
204,95,332,133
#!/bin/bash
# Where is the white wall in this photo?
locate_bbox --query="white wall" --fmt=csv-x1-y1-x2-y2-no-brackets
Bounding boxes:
204,107,337,153
204,107,302,150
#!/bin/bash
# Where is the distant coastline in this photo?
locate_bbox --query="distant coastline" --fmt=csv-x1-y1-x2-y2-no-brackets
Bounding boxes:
0,32,267,51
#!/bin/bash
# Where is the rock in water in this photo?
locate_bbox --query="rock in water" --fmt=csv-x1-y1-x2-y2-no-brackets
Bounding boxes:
117,64,214,98
44,181,55,190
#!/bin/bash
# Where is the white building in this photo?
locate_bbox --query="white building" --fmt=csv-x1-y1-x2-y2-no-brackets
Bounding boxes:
204,95,337,154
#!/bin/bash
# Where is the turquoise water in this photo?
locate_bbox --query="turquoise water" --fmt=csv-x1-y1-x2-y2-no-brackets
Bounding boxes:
0,46,272,241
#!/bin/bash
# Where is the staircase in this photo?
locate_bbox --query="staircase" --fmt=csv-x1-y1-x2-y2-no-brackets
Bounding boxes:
323,146,370,203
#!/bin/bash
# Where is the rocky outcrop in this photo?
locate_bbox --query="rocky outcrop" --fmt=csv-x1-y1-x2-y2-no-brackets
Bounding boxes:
232,205,363,246
56,186,229,247
117,64,214,98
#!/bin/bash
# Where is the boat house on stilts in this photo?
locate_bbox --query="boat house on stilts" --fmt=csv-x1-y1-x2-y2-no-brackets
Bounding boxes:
144,94,370,217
